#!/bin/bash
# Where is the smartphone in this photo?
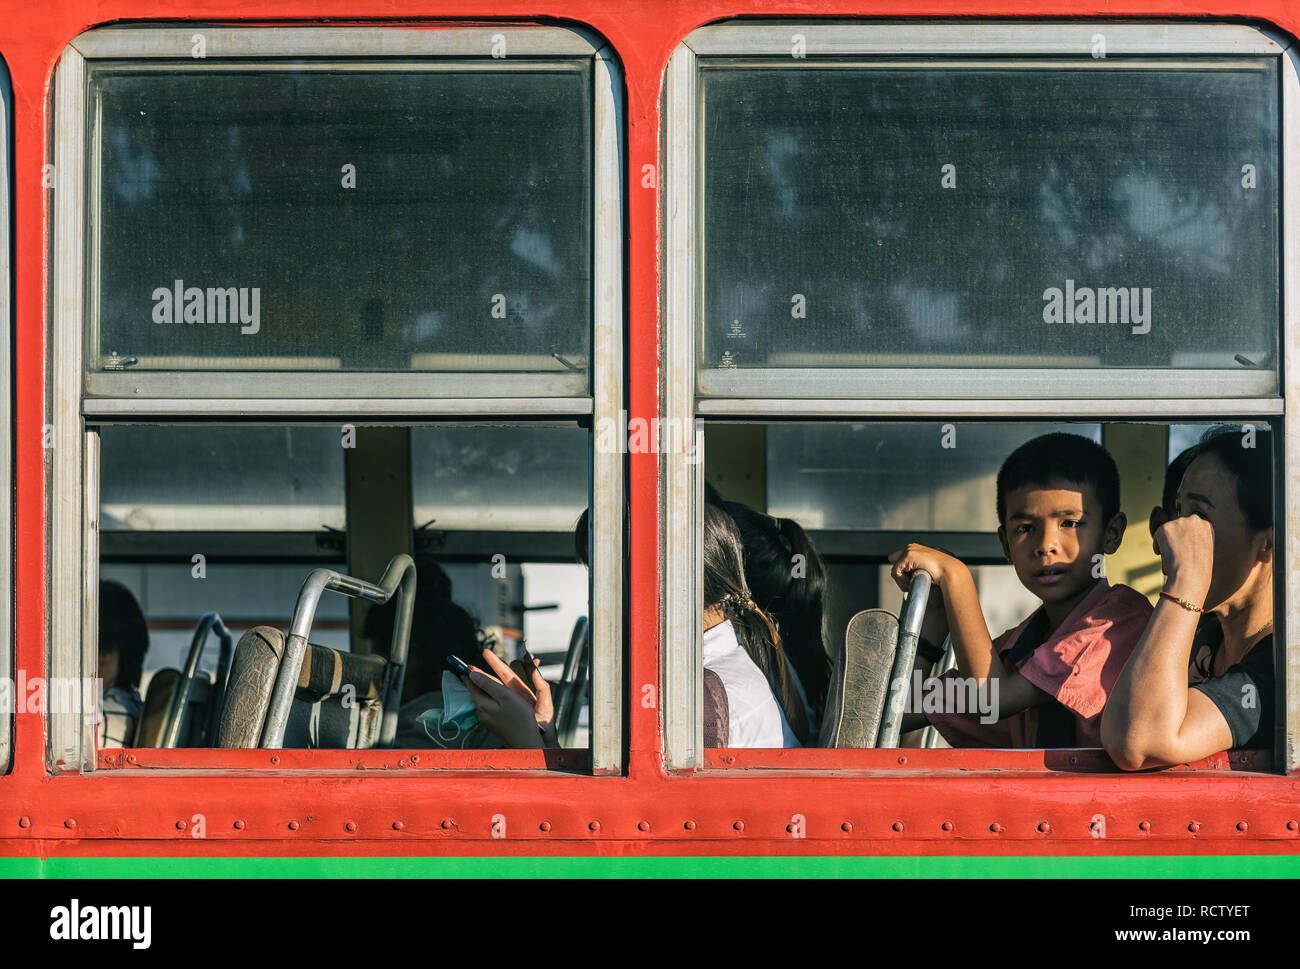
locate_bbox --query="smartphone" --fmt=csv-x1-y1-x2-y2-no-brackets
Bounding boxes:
445,654,473,678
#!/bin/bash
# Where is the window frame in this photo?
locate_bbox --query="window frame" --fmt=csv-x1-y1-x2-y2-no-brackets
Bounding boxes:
50,25,624,774
0,56,10,774
663,21,1298,772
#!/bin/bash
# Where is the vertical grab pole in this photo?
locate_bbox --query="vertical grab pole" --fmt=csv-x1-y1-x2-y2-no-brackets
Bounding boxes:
877,569,931,748
161,613,232,749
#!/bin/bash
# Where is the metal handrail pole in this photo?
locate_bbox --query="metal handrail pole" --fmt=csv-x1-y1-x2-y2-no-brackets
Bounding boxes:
378,557,417,747
260,555,416,749
877,569,932,748
161,612,232,749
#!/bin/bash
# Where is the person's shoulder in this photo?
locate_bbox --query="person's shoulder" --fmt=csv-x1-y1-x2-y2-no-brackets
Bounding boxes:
102,685,142,716
1093,583,1155,621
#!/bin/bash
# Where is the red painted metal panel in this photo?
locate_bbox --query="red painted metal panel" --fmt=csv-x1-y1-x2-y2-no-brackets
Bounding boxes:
2,0,1298,856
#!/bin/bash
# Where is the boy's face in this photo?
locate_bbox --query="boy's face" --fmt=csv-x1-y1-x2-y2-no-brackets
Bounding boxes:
998,478,1125,612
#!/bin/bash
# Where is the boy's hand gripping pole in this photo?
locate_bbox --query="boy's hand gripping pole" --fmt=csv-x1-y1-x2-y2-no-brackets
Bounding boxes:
877,569,932,748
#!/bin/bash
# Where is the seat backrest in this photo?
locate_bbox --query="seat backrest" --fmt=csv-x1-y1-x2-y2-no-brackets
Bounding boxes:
216,626,390,749
818,608,899,748
134,669,214,747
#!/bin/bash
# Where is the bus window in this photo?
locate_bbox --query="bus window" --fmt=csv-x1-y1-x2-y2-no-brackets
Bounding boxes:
50,26,623,771
93,423,589,752
664,21,1289,769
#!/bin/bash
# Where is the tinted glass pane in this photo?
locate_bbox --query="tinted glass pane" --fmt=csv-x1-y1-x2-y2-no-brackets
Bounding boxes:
764,422,1101,532
701,62,1278,373
92,66,591,376
99,426,345,531
411,425,588,530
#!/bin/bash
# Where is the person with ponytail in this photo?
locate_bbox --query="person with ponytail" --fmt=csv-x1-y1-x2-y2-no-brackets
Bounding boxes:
719,500,829,736
463,504,807,748
702,504,808,747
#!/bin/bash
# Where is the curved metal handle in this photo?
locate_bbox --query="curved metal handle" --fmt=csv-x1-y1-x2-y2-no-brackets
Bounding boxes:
260,554,417,749
877,569,932,748
162,613,232,749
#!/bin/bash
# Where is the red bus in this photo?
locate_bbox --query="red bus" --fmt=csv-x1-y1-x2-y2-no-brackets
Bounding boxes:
0,3,1296,876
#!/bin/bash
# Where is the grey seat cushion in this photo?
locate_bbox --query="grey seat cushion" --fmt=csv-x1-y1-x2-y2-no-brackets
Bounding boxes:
819,609,899,748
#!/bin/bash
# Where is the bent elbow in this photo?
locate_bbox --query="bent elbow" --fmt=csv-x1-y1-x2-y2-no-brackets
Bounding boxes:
1101,720,1158,771
1104,743,1148,772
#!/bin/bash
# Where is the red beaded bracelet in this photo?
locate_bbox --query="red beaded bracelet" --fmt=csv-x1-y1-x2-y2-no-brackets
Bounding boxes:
1159,590,1202,613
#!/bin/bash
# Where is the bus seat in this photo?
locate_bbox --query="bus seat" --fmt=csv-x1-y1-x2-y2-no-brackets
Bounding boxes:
818,609,898,748
215,626,390,749
134,669,215,747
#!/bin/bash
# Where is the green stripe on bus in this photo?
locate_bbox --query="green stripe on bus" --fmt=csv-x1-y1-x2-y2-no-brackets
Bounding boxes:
0,856,1297,878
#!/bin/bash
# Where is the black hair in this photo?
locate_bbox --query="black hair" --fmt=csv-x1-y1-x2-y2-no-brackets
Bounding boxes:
702,504,809,745
1162,442,1202,517
99,580,149,690
573,508,590,567
1192,425,1273,532
722,501,829,718
996,432,1121,527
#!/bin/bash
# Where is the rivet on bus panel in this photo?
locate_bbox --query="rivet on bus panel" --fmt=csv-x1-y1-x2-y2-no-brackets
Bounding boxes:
638,820,650,832
64,818,76,830
345,821,358,833
941,821,954,832
732,820,744,832
441,819,454,830
539,821,551,832
392,821,404,831
589,820,601,833
1037,822,1051,834
1288,820,1299,832
233,820,246,831
841,821,853,833
892,821,904,833
1188,821,1200,834
989,823,1003,834
175,820,187,831
288,820,300,831
1236,821,1249,832
1139,820,1151,832
683,820,696,831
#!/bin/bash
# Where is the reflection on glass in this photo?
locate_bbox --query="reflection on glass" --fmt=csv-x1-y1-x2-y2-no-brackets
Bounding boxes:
92,67,592,375
99,426,345,531
702,63,1278,372
411,425,588,531
764,422,1102,531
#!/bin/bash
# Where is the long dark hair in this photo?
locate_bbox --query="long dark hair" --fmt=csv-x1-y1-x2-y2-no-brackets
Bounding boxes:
722,501,829,717
703,505,809,745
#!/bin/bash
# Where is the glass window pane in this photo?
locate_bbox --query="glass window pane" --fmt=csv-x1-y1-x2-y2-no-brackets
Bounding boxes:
90,66,592,379
99,426,346,531
701,61,1278,374
411,425,589,531
764,422,1101,532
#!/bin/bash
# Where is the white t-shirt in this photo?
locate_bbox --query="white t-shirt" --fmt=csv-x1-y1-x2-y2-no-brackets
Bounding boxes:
703,620,800,748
